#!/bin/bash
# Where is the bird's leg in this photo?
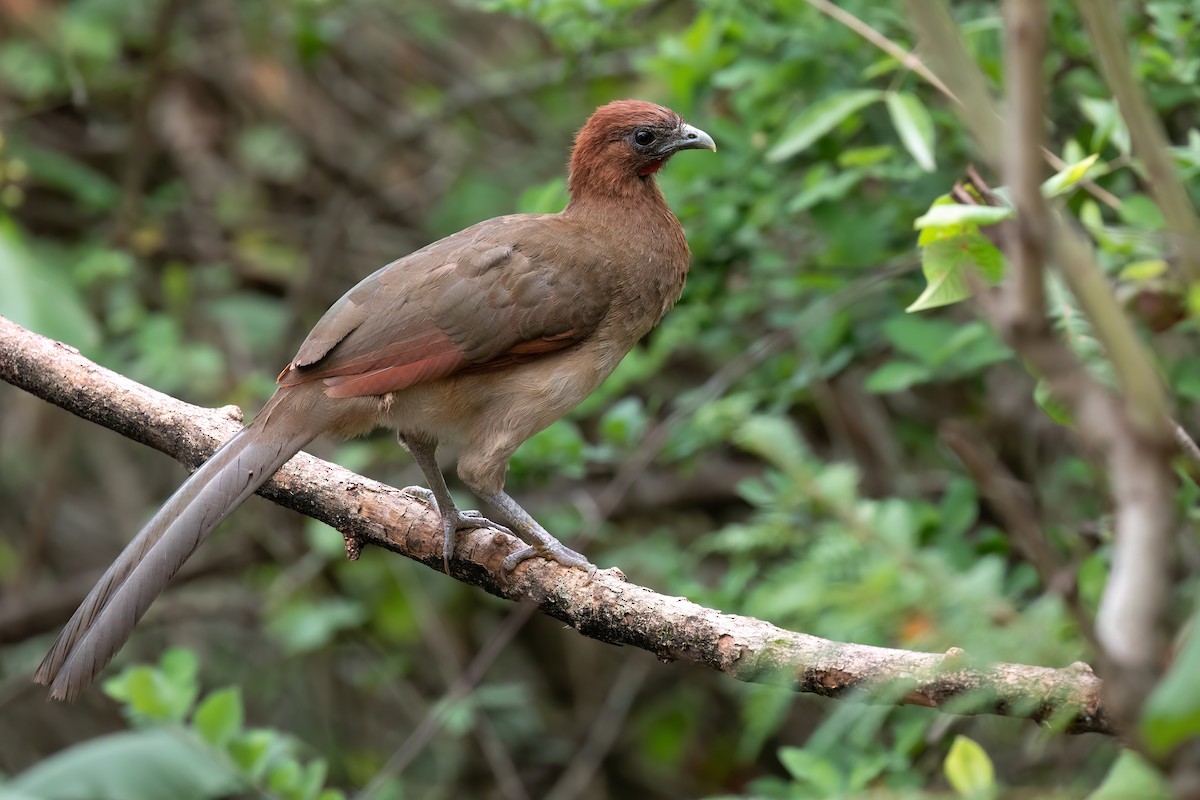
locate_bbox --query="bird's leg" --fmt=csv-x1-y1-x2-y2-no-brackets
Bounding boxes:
479,490,596,579
399,434,511,573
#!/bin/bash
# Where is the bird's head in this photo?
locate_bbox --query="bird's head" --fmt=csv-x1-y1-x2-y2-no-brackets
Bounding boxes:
567,100,715,201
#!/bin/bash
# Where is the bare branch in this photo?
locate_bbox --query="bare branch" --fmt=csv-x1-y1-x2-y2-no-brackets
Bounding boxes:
0,315,1113,734
803,0,955,100
903,0,1001,163
1002,0,1049,328
910,0,1177,732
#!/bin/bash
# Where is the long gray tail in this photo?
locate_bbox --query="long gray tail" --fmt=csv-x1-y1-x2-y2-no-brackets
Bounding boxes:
34,396,315,701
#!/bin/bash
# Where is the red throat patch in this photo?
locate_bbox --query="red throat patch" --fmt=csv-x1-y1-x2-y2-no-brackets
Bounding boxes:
638,159,666,176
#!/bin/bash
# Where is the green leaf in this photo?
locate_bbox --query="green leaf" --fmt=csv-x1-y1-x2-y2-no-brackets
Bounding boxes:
882,314,957,364
0,215,99,350
1079,96,1130,154
777,747,843,794
1141,609,1200,756
1041,153,1101,197
103,663,194,725
267,758,302,796
599,396,647,447
11,141,120,210
914,204,1013,230
944,735,997,799
836,145,894,168
734,415,810,472
193,688,244,748
864,360,931,393
767,89,883,162
0,41,59,99
908,232,1005,312
1088,750,1170,799
9,730,243,800
929,322,1011,373
161,649,200,687
1119,194,1166,230
1119,259,1169,282
1035,379,1074,426
236,125,307,182
268,598,368,654
297,759,330,800
787,167,865,212
226,730,277,780
886,92,936,171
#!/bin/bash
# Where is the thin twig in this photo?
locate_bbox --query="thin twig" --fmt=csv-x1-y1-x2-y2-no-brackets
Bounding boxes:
939,420,1094,641
356,606,535,800
544,657,651,800
803,0,955,99
1074,0,1200,283
821,0,1120,209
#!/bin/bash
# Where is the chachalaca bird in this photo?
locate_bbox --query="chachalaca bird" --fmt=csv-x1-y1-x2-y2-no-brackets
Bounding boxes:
35,99,715,701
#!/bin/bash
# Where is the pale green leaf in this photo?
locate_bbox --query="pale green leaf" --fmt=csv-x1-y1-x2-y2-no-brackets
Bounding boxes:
908,232,1005,312
1119,259,1169,282
193,688,244,748
1041,153,1101,197
914,204,1013,230
767,90,883,162
886,92,936,171
836,144,894,168
944,735,996,799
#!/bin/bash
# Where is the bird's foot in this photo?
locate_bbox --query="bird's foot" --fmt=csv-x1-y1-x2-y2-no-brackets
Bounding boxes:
440,509,513,573
502,540,597,580
402,486,513,572
402,485,436,506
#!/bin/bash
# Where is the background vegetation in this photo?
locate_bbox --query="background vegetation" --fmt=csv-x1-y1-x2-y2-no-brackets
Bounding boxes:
1,0,1197,797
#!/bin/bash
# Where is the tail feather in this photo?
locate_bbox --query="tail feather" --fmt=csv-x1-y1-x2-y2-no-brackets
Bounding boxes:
35,401,315,701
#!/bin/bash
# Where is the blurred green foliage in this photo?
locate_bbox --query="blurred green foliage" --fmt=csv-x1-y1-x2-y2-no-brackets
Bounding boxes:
2,0,1200,798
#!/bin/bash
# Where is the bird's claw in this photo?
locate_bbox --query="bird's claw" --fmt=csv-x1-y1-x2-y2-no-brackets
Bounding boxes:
440,509,512,573
456,509,513,536
402,485,436,506
502,542,597,581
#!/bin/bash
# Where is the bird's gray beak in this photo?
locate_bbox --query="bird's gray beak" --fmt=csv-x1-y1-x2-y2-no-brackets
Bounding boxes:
666,123,717,154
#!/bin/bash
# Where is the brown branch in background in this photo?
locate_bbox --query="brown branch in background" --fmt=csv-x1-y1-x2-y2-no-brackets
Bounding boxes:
0,315,1113,734
939,420,1092,635
1001,0,1049,330
1073,0,1200,284
901,2,1001,162
909,0,1177,737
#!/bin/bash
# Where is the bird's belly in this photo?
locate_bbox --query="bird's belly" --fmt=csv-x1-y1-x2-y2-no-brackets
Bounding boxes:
384,340,625,448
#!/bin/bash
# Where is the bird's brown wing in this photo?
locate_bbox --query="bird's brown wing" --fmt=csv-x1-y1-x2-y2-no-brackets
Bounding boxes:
278,215,612,398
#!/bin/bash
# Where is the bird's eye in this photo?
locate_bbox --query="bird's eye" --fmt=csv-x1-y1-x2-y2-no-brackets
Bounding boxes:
633,129,656,147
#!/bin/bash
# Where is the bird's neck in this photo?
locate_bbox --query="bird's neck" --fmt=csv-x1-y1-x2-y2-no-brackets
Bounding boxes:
561,175,691,335
563,163,668,210
560,174,682,245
